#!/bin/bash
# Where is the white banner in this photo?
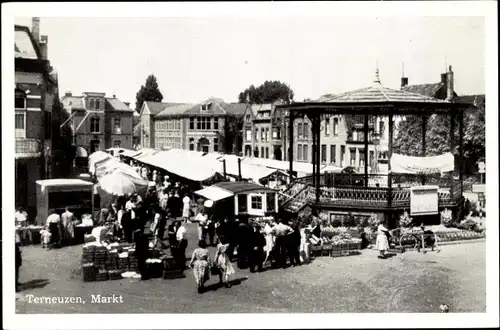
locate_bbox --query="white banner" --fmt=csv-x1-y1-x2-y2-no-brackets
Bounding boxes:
410,186,439,216
391,152,454,174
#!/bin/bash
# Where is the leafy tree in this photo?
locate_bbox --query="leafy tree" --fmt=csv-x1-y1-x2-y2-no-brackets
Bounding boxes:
216,116,243,154
135,74,164,113
238,80,294,104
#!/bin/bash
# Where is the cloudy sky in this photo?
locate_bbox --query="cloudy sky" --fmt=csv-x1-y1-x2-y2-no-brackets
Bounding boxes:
14,14,485,106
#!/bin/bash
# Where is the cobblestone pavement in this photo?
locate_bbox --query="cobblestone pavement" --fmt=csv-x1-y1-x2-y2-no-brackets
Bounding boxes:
15,224,486,313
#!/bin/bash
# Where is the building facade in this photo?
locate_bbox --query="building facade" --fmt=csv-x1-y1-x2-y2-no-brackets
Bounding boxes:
15,18,60,218
61,92,135,153
139,98,247,153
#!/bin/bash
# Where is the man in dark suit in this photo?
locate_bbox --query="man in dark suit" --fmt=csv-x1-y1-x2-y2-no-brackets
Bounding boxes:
249,224,266,272
237,218,253,269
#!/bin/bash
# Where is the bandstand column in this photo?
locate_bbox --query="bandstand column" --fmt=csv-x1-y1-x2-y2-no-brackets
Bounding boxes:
311,116,316,189
364,114,369,187
315,115,321,205
449,109,456,197
421,115,427,185
288,111,294,182
458,108,464,196
387,113,393,208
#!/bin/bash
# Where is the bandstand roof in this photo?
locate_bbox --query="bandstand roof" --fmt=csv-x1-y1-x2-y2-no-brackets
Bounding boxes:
277,72,470,115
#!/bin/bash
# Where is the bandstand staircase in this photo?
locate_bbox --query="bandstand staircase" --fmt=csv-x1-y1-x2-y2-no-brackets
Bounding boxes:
279,181,312,212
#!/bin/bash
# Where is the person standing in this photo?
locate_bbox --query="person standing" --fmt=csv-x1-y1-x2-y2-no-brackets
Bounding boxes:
288,220,302,267
15,231,22,292
15,207,28,227
189,240,211,294
262,220,275,266
249,224,266,272
182,194,191,223
175,221,188,271
167,220,178,256
214,241,235,288
375,220,390,259
121,208,133,243
194,211,208,243
237,219,253,269
46,209,62,247
134,228,150,280
272,218,294,268
61,207,75,246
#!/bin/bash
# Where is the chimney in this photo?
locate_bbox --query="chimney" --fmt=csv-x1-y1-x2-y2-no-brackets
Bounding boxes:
65,91,72,97
39,35,48,60
401,77,408,88
32,17,40,42
441,73,447,84
446,65,454,101
112,94,116,98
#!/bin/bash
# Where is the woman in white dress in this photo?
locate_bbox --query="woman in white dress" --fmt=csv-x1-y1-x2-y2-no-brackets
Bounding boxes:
375,221,390,258
299,225,311,264
262,220,275,266
214,242,235,288
182,195,191,223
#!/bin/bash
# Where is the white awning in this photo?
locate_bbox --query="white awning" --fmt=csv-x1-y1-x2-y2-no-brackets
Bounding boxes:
391,153,454,174
195,186,234,202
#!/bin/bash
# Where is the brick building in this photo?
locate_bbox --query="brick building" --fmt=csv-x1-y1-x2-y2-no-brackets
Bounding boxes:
15,18,61,217
139,98,247,153
61,92,135,153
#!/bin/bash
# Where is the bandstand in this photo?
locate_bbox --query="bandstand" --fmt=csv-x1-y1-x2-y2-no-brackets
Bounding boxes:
277,73,470,228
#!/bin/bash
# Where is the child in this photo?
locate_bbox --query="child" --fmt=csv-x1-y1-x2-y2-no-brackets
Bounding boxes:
40,227,52,249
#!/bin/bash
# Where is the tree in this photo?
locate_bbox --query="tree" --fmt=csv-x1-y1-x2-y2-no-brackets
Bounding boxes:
238,80,294,104
135,74,164,113
216,115,243,154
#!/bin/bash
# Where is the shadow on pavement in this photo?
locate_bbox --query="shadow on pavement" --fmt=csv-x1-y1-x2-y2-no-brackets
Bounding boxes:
18,279,50,291
203,277,248,292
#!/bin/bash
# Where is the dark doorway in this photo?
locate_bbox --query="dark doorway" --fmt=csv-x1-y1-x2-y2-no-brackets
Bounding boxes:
197,137,210,153
274,146,283,161
90,140,100,154
15,161,28,209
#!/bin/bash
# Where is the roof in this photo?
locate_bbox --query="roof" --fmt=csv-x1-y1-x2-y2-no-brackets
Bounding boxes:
156,103,194,118
402,83,445,98
106,97,134,112
213,181,275,194
15,25,41,60
222,103,248,116
319,80,448,104
455,95,485,108
36,179,94,187
194,186,234,202
144,101,186,116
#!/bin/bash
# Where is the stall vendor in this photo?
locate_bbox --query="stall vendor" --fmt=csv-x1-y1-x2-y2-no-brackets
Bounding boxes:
61,207,75,245
46,209,62,247
15,207,28,227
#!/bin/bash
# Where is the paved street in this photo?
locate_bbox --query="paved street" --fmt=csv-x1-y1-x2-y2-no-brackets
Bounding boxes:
15,223,486,313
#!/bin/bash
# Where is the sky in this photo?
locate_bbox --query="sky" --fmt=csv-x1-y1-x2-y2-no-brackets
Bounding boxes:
14,16,485,106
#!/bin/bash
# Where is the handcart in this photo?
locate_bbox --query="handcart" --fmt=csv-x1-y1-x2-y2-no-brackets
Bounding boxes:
389,228,440,254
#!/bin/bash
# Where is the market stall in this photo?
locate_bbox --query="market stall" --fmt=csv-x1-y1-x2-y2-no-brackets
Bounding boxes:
195,181,279,220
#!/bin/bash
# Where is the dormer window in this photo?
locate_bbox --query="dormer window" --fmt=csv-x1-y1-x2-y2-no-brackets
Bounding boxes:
95,99,101,110
89,99,95,109
201,102,212,111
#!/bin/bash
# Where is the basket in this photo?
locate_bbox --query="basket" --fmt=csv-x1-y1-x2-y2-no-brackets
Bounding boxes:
108,269,124,281
118,256,129,271
96,269,109,282
145,262,163,278
82,263,96,282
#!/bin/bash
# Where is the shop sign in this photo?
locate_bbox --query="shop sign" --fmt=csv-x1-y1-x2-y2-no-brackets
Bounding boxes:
410,186,439,216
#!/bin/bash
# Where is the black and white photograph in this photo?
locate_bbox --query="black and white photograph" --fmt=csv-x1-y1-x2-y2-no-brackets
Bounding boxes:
2,1,498,329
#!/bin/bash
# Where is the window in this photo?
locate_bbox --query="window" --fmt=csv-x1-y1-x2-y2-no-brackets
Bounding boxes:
353,130,358,141
197,117,210,130
298,123,303,139
379,121,385,136
214,138,219,152
189,117,195,130
330,145,336,164
321,144,327,162
95,99,100,110
238,194,248,213
333,118,339,135
15,92,26,109
114,118,121,134
272,127,281,139
206,118,211,130
266,193,276,212
261,129,265,141
213,117,219,130
265,147,269,159
297,144,303,160
303,145,308,161
325,117,330,136
89,99,95,109
350,148,356,166
303,123,309,139
245,129,252,141
261,147,265,158
90,117,100,133
265,128,269,142
251,195,263,210
341,146,346,166
255,128,258,141
113,140,121,148
370,150,374,167
359,149,365,168
175,120,181,130
15,112,25,138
